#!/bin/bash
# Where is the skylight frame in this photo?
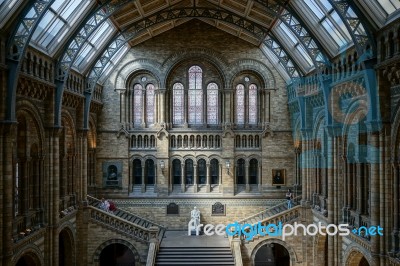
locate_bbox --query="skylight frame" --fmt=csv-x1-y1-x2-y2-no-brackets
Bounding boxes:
30,0,92,55
98,44,130,84
273,21,315,73
292,0,353,54
0,0,23,28
72,19,116,73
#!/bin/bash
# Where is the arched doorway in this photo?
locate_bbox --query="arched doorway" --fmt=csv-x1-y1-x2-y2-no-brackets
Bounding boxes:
15,253,41,266
254,243,290,266
347,250,370,266
59,229,74,266
99,243,136,266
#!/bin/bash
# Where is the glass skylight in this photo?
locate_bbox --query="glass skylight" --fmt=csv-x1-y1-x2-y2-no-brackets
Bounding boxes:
99,44,130,83
274,21,314,71
31,0,91,53
302,0,351,48
73,19,115,72
0,0,21,27
378,0,400,15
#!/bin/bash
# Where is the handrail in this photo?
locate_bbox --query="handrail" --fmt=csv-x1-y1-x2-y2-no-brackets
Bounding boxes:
87,195,166,240
238,195,302,224
87,195,166,229
88,206,157,243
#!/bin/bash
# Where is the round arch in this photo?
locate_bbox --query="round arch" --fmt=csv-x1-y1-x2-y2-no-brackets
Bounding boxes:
344,246,372,266
12,244,44,266
92,239,141,265
58,225,76,266
228,59,276,89
251,238,298,266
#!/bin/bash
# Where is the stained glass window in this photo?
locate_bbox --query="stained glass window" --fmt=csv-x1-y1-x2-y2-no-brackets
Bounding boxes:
248,84,257,125
146,84,155,125
207,83,219,125
236,84,245,125
188,66,203,124
173,83,184,125
133,84,142,126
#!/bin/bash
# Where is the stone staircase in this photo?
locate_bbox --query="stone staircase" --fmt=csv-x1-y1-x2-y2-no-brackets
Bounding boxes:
155,246,235,265
87,195,166,241
238,196,300,226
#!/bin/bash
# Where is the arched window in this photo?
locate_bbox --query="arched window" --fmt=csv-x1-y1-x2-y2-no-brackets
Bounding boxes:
236,159,245,184
236,84,245,125
210,159,219,184
133,84,142,126
173,83,184,124
188,66,203,124
249,84,257,125
145,159,155,185
172,159,181,184
133,159,142,185
249,159,258,184
185,159,194,184
207,82,218,124
146,84,155,125
198,159,206,184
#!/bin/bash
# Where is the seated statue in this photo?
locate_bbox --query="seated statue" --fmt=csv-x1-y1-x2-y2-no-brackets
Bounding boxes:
108,169,117,180
188,206,201,235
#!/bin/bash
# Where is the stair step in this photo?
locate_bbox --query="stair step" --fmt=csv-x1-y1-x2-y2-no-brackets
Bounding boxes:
155,261,235,266
156,258,234,262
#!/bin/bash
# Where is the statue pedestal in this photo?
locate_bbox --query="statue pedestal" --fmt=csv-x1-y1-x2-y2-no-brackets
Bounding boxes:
190,229,203,236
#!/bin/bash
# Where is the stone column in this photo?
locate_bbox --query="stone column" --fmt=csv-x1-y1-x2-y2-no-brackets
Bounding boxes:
392,163,399,254
1,123,17,264
159,89,166,127
368,129,380,265
245,161,249,192
181,164,185,193
206,163,210,193
184,88,188,127
141,165,145,193
258,163,262,192
141,89,146,128
193,164,198,193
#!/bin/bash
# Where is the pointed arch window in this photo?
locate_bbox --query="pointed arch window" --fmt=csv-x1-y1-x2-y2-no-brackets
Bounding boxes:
146,84,155,125
133,84,143,126
188,66,203,124
248,84,257,125
173,83,184,125
207,83,219,124
236,84,245,125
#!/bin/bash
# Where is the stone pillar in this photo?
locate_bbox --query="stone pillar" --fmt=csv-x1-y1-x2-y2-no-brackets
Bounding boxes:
159,89,166,126
193,164,198,193
141,165,145,193
392,163,399,254
258,164,262,192
184,88,188,127
245,162,249,192
368,129,380,264
206,164,210,192
181,164,185,193
1,123,17,264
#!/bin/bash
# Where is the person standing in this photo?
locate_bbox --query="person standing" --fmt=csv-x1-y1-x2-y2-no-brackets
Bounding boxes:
286,189,292,209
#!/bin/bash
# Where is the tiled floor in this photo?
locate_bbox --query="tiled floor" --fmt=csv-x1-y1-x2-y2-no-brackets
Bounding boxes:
160,230,230,247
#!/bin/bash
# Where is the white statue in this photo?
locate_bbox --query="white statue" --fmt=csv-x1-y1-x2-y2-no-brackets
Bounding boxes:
188,206,201,235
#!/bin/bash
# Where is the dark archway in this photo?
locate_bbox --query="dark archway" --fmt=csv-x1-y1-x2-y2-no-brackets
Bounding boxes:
359,257,369,266
99,243,136,266
254,243,290,266
59,229,74,266
15,253,41,266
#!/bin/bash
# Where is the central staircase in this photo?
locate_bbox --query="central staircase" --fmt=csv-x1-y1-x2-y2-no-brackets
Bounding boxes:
155,230,234,266
156,246,235,265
